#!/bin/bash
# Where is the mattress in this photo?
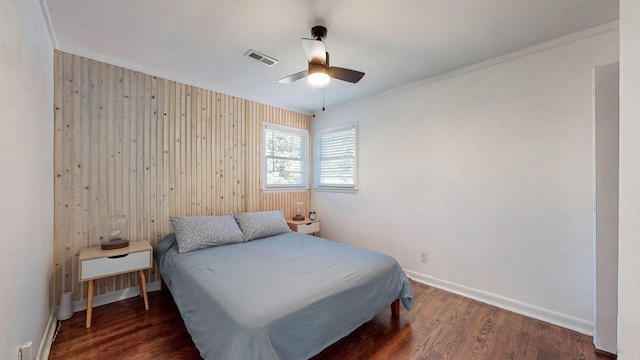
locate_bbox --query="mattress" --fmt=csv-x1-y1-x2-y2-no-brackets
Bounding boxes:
154,231,413,359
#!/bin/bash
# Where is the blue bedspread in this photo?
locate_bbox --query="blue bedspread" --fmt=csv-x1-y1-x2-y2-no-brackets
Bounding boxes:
154,231,413,360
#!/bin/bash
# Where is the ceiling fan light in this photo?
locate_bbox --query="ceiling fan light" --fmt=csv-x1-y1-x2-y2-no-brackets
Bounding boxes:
308,72,330,86
308,63,330,86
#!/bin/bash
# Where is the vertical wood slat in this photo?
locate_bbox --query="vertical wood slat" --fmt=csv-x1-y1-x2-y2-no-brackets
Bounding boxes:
53,51,311,304
71,54,84,295
53,51,64,299
149,76,158,246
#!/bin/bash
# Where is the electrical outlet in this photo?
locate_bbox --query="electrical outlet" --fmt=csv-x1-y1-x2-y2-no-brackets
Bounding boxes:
18,341,32,360
420,252,428,263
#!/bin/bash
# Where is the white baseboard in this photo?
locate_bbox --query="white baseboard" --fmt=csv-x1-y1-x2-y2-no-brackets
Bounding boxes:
71,281,161,312
404,269,593,336
37,282,162,359
36,306,58,360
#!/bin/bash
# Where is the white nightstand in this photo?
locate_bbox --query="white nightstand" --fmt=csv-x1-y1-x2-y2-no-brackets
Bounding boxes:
287,219,320,235
78,240,153,328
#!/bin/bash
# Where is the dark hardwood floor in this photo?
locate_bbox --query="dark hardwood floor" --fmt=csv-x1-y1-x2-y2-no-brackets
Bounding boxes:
49,281,614,360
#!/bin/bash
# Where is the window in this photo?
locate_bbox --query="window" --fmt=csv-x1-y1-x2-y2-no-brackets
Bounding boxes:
263,123,308,189
314,124,357,190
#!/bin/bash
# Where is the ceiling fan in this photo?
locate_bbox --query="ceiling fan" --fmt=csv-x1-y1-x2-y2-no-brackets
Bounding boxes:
278,25,365,86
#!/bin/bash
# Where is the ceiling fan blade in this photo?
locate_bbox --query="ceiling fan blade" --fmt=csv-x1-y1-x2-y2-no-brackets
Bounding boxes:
301,38,326,64
277,70,308,84
329,67,365,83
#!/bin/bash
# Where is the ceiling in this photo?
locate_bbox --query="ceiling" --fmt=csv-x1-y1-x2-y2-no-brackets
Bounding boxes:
43,0,618,114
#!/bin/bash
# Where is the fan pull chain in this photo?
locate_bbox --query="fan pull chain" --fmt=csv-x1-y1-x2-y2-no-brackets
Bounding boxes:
322,89,325,112
311,87,326,118
312,87,316,118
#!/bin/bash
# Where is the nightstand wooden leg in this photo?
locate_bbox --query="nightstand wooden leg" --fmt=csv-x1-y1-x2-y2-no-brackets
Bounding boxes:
137,270,143,298
86,279,94,328
139,270,149,310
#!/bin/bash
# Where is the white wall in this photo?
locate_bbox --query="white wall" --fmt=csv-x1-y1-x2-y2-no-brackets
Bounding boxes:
618,1,640,358
313,27,618,334
0,0,54,359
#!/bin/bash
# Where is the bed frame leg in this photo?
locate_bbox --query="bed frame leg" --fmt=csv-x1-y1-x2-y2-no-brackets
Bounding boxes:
391,299,400,318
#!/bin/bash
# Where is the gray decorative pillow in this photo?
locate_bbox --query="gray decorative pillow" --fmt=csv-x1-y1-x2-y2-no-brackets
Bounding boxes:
234,210,290,241
170,215,245,253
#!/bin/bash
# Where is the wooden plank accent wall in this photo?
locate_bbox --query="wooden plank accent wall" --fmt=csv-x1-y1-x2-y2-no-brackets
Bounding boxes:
54,51,311,303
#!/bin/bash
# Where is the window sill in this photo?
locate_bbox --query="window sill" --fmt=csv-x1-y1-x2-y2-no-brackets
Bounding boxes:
262,187,310,193
313,187,359,194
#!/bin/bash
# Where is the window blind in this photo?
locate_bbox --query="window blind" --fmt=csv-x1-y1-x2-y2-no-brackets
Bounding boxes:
315,125,356,188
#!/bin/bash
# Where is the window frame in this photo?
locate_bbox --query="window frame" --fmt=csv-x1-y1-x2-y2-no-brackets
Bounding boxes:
262,122,309,191
313,123,358,191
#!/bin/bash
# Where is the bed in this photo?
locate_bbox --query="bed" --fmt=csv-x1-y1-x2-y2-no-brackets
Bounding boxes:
154,211,414,359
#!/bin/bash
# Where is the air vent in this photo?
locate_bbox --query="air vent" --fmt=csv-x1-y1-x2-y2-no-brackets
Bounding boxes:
244,49,278,67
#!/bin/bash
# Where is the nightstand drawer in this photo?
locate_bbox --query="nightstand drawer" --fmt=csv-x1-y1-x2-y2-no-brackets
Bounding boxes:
80,250,151,281
295,221,320,234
